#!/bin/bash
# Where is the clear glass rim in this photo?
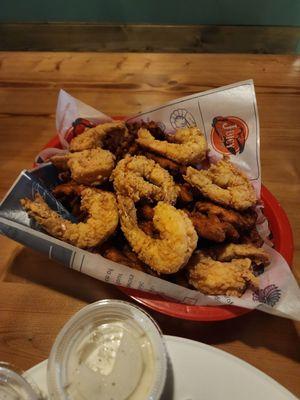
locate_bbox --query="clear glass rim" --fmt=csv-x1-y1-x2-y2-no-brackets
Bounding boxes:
0,362,39,400
47,299,167,400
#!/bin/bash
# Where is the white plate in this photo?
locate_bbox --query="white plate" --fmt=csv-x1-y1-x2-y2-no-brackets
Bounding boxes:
24,335,297,400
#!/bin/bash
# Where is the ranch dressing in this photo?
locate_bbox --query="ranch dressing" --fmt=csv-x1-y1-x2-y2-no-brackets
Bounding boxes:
47,300,167,400
66,322,155,400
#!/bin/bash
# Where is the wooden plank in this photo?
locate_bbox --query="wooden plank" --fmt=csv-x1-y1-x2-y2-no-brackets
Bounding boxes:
0,24,300,53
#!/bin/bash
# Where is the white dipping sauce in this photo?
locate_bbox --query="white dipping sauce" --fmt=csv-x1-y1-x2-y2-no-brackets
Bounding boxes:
47,300,167,400
66,321,155,400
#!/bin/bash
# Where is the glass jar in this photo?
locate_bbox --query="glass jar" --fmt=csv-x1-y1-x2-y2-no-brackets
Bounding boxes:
47,299,167,400
0,362,40,399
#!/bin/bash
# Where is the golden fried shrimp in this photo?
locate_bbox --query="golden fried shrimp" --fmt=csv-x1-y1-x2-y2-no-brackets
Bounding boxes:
188,211,239,242
52,181,84,197
111,155,179,204
187,251,258,297
136,126,207,165
117,195,197,274
212,243,270,266
20,189,118,249
143,152,187,176
195,201,256,229
51,148,115,186
184,157,257,210
69,121,127,152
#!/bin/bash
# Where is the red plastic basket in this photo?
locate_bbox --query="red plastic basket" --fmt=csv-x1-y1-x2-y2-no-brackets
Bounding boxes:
42,132,294,321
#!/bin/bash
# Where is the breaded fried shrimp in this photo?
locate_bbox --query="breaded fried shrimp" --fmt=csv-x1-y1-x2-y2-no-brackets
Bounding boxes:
21,189,118,248
111,155,179,204
137,126,207,165
117,195,197,274
51,148,115,186
184,157,256,210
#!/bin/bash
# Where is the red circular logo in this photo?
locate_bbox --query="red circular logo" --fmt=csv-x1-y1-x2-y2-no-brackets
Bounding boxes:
211,116,249,155
65,118,95,143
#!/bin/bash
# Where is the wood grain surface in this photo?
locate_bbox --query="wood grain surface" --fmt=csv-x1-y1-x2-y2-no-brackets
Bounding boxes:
0,52,299,396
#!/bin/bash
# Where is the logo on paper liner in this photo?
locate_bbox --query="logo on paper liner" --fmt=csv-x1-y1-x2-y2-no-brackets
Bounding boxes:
211,116,249,155
35,118,95,164
252,284,281,307
170,109,196,130
65,118,95,143
214,295,234,305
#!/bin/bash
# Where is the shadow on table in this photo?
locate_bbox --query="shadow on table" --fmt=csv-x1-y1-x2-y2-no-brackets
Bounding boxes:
4,246,127,304
150,306,300,364
5,246,300,365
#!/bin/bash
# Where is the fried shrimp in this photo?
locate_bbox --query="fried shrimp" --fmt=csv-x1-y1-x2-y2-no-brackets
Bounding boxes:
194,202,256,229
212,243,270,266
52,181,84,197
117,195,197,274
184,157,257,210
51,148,115,186
136,126,207,165
111,155,179,204
186,201,256,243
69,121,127,152
143,152,187,177
187,251,258,297
20,188,118,249
188,211,239,242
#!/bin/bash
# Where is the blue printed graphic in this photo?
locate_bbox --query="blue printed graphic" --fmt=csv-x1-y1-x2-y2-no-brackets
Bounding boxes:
252,284,281,307
170,109,196,129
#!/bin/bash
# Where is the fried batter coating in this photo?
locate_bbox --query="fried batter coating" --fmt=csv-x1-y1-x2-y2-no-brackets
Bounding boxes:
212,243,270,266
184,157,257,210
117,195,197,274
188,211,239,242
103,246,144,271
137,126,207,165
178,183,195,204
51,148,115,186
138,204,155,220
69,121,127,152
111,155,179,204
21,189,118,249
52,181,84,197
187,251,258,297
240,226,264,248
51,182,86,220
143,152,187,177
195,201,256,229
185,200,257,243
103,243,159,276
138,220,157,237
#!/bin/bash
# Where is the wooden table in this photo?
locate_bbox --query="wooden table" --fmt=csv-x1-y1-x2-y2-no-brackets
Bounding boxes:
0,52,299,396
